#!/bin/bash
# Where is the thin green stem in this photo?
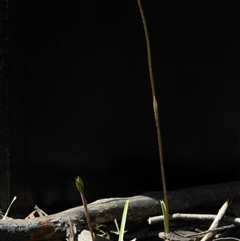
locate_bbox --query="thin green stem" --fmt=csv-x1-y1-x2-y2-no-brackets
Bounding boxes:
80,193,95,241
75,176,95,241
160,200,168,233
137,0,169,233
118,200,129,241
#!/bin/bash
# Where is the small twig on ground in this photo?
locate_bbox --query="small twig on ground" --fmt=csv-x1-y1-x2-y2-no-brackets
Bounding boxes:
149,213,240,225
25,210,37,219
149,213,217,224
213,238,240,241
25,205,48,219
1,196,17,220
67,215,77,241
34,205,48,217
159,231,194,241
114,219,120,233
159,224,236,241
186,224,235,238
200,200,229,241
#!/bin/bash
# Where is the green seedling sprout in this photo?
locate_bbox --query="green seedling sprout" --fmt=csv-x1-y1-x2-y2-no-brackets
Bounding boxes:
137,0,170,233
75,176,95,241
118,200,129,241
160,200,169,233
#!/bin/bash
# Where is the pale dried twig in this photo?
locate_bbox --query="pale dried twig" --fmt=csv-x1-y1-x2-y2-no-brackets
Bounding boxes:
149,213,240,225
200,200,229,241
2,196,17,220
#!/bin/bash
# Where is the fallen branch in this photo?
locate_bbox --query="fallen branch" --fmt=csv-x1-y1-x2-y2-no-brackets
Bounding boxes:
0,181,240,241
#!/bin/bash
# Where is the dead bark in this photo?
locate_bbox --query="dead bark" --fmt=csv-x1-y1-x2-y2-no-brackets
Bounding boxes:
0,181,240,241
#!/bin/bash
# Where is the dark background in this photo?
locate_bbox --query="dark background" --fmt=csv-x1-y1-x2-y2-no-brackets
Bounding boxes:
1,0,240,216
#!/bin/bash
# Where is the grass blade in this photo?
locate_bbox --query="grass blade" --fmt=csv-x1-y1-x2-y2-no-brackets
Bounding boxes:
118,200,129,241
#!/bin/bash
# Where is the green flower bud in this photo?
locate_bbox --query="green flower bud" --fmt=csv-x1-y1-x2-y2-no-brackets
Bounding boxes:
75,176,84,194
